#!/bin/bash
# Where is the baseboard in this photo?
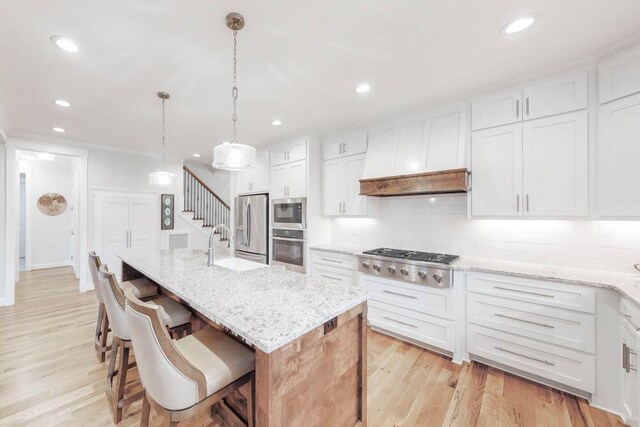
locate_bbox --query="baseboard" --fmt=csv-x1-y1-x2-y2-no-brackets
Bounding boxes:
30,261,73,270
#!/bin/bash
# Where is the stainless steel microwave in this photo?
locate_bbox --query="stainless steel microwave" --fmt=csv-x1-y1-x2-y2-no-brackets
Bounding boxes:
271,198,306,229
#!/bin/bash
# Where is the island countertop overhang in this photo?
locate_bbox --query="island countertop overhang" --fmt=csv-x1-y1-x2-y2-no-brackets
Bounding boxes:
117,249,369,353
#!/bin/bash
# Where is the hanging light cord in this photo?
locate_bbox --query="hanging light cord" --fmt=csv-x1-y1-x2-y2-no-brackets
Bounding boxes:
161,96,167,169
231,29,238,144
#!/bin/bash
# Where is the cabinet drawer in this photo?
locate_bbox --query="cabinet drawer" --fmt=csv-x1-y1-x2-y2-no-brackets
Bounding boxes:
310,264,355,286
621,297,640,334
468,324,595,393
309,250,355,270
467,273,595,314
362,275,454,320
467,293,595,353
369,300,455,352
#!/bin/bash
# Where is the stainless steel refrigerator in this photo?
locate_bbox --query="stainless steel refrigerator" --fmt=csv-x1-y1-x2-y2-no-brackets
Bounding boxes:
234,194,269,264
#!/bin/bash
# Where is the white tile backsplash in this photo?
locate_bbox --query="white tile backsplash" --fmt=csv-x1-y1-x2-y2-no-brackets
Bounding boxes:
331,194,640,274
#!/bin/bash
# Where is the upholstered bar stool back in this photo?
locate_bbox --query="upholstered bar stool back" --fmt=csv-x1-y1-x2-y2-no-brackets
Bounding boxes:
88,252,109,362
98,265,130,340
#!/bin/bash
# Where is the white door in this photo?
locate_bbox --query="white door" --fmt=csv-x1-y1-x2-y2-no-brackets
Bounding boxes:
129,199,154,253
287,160,307,198
425,108,465,171
19,175,26,259
345,154,368,216
235,168,253,194
522,112,588,216
323,158,345,215
393,119,426,175
363,126,396,178
286,138,307,163
522,72,588,121
253,152,270,192
599,93,640,216
270,164,288,199
471,124,523,216
471,88,522,131
103,198,129,279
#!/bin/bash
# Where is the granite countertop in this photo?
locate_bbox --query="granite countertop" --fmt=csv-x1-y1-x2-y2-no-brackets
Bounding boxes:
308,244,364,256
454,257,640,307
118,249,368,353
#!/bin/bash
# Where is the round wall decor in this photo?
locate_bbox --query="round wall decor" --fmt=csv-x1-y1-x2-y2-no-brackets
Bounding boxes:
37,193,67,216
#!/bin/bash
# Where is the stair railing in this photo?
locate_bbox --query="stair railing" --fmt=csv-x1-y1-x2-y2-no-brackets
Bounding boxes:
183,166,230,241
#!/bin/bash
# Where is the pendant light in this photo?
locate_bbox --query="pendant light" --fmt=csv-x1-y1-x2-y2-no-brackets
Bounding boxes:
149,91,177,187
212,12,257,171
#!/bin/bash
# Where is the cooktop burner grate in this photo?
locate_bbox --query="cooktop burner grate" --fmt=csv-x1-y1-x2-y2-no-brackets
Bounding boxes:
362,247,459,265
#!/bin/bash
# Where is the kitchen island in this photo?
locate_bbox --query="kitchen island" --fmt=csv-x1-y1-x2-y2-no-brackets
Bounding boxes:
118,249,368,427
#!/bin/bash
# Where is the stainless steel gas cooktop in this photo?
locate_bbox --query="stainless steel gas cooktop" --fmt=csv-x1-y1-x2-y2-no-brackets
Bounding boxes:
358,247,460,288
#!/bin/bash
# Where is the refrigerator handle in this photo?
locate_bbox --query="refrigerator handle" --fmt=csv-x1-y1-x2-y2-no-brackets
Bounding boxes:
247,202,252,247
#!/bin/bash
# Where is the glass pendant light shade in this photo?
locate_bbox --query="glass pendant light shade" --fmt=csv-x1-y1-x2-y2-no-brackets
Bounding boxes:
149,170,177,187
212,141,256,171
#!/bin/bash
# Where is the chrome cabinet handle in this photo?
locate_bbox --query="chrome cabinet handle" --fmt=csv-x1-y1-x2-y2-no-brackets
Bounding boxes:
494,346,555,366
494,312,555,328
516,99,520,118
342,142,347,154
526,97,530,116
338,143,342,155
383,290,418,299
342,202,346,214
321,258,342,264
321,274,342,281
516,194,520,212
621,313,640,331
383,316,417,328
493,286,555,298
526,194,530,212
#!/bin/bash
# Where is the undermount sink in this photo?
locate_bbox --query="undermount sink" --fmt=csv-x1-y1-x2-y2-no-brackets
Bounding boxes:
214,257,268,272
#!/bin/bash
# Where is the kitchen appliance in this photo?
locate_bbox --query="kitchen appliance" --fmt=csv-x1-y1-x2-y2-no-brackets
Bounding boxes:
235,194,268,264
357,247,459,288
272,228,305,273
272,197,306,229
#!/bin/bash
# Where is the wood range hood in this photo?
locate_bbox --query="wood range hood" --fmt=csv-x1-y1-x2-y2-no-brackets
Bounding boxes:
359,168,470,197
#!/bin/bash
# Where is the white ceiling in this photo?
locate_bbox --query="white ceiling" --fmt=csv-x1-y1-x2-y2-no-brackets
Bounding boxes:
1,0,640,163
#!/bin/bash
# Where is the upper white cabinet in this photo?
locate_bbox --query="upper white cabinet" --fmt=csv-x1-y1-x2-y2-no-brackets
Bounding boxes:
599,92,640,216
323,154,368,216
271,137,307,166
472,112,588,217
323,131,367,160
235,151,270,194
471,72,588,130
471,124,523,216
599,44,640,104
471,88,523,131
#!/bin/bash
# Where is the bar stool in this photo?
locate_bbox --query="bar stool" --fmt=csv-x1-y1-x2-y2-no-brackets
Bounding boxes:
97,265,193,423
88,252,110,362
124,288,255,427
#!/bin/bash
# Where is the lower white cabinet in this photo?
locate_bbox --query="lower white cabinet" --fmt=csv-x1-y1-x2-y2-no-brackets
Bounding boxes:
308,249,356,286
621,297,640,426
323,154,367,216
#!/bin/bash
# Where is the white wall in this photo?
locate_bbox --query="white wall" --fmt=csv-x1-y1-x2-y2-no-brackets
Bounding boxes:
0,143,6,302
183,160,231,205
25,160,73,269
330,194,640,274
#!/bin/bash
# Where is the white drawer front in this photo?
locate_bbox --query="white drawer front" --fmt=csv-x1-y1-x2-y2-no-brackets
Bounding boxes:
467,273,595,314
310,250,355,271
468,324,595,393
467,293,595,353
310,264,355,286
621,297,640,334
362,275,454,320
369,300,455,352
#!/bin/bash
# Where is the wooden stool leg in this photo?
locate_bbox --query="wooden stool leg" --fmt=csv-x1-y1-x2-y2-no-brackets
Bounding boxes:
94,304,105,362
141,391,151,427
99,310,110,363
247,372,255,427
114,341,130,423
106,337,118,389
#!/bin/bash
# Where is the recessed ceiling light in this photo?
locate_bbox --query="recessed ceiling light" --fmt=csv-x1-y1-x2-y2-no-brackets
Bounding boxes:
502,16,537,34
54,99,71,107
52,127,66,133
50,36,78,52
271,120,282,126
356,83,371,94
193,153,201,158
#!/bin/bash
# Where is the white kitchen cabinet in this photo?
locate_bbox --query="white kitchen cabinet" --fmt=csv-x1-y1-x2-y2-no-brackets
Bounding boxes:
472,72,588,130
471,124,523,216
271,160,305,199
599,44,640,103
235,151,270,194
392,118,426,175
270,164,287,199
309,249,356,286
270,138,307,166
424,108,466,171
323,131,367,160
363,126,396,178
323,154,367,216
621,315,640,425
599,92,640,216
522,71,588,120
471,88,523,131
522,112,588,216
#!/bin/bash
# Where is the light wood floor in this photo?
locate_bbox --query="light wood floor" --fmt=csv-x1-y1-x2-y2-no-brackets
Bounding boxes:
0,267,625,427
